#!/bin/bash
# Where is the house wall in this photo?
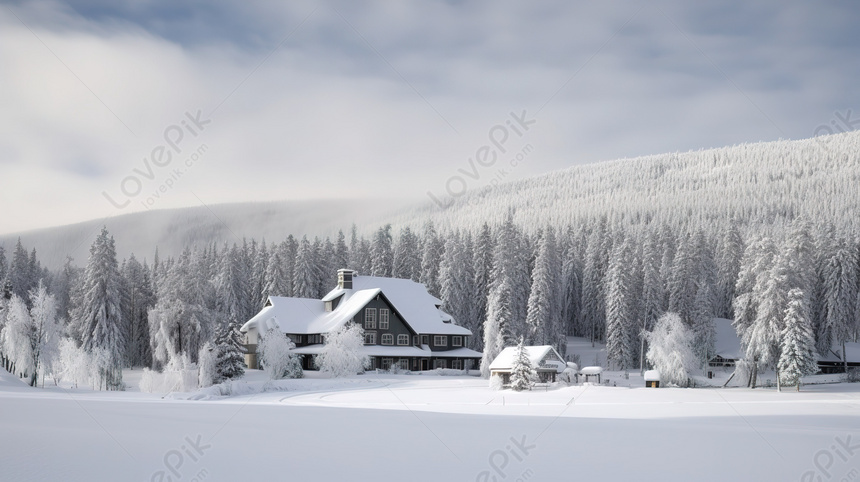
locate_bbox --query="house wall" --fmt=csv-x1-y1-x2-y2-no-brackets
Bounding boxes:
355,296,415,346
425,334,467,351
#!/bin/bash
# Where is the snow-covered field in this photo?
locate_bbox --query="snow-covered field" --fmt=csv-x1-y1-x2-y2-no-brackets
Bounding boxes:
2,367,859,482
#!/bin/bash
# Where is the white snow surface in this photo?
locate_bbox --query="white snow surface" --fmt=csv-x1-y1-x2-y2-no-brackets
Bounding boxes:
2,366,860,482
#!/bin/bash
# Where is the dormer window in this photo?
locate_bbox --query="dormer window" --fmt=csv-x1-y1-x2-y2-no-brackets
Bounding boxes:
325,301,333,312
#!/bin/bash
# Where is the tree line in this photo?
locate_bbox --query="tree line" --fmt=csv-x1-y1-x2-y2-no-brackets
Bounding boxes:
0,210,858,388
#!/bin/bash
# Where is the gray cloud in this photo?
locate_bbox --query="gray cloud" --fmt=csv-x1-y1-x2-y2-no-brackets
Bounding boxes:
1,0,859,234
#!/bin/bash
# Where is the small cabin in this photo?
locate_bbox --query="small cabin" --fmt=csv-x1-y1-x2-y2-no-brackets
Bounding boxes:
488,345,566,386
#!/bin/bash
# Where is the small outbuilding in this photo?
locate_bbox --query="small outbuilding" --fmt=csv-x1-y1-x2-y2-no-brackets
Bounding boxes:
644,370,661,388
580,366,603,384
489,345,566,385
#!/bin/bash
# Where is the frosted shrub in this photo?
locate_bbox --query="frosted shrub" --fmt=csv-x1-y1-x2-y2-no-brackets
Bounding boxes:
258,329,303,380
489,375,504,391
316,323,370,377
645,313,697,387
198,342,219,388
140,352,198,393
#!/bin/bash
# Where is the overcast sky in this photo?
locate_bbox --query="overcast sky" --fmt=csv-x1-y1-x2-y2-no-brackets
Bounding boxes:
1,1,859,234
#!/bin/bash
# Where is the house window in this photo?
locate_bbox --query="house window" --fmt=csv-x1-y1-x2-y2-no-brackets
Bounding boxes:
397,334,409,346
434,335,447,347
398,359,409,370
294,335,303,344
451,360,463,370
365,308,377,329
325,301,333,312
381,334,394,345
382,358,393,370
413,335,419,346
434,359,447,369
365,332,376,345
421,335,429,345
379,309,390,329
452,336,462,347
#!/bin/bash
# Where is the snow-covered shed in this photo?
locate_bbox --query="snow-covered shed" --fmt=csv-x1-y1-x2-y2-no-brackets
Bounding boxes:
241,269,482,371
644,370,661,388
580,366,603,383
488,345,565,384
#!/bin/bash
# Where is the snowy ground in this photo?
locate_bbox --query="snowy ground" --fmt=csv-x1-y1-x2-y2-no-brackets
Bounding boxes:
2,367,860,482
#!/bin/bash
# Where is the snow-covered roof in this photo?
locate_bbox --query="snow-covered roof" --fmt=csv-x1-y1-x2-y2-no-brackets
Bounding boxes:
644,370,661,381
291,345,431,357
430,347,483,358
240,273,472,336
817,342,860,363
580,366,603,375
322,274,469,335
488,345,564,372
713,318,742,360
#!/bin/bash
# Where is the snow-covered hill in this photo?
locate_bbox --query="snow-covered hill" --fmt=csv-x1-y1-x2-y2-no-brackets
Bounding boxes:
0,198,395,269
6,130,860,269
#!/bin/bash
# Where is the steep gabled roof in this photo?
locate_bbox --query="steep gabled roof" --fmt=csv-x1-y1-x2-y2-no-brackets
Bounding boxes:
320,274,471,335
241,273,472,336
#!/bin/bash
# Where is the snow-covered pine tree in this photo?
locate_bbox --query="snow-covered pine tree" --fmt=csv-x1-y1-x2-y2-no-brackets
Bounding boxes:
823,237,857,373
420,222,444,297
744,249,791,387
559,226,582,341
691,279,716,366
605,232,635,370
668,232,697,325
715,223,744,319
0,246,7,289
9,239,34,302
76,227,125,389
371,224,394,278
252,240,269,308
525,227,561,351
393,226,421,281
293,236,319,299
481,213,526,377
472,223,495,351
334,230,350,272
263,244,290,298
120,254,155,368
639,229,664,371
317,237,336,296
283,235,298,297
581,218,609,344
778,288,818,391
439,232,478,345
214,320,246,380
509,337,535,392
